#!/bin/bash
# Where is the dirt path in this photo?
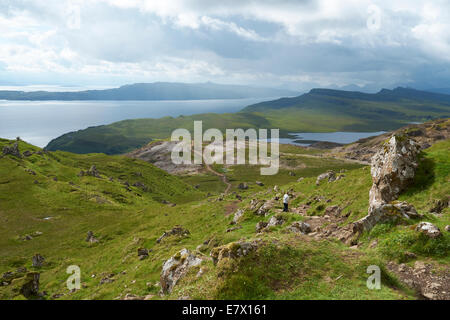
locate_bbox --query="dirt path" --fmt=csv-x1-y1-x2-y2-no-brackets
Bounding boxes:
192,148,232,194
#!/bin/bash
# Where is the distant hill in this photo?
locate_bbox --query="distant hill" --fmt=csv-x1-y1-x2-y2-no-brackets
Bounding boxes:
0,82,299,101
45,87,450,155
425,88,450,95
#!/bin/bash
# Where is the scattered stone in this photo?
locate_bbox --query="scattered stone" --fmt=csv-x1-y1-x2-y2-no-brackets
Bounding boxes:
100,274,115,285
416,222,442,238
156,226,190,243
25,168,36,175
31,254,45,268
86,231,99,243
369,239,378,248
255,200,275,216
255,181,264,186
22,150,33,157
316,170,336,185
78,165,101,178
132,181,148,191
160,248,202,294
238,182,248,190
138,248,151,260
324,205,342,217
230,209,244,225
297,177,304,182
255,221,268,233
289,171,296,176
445,225,450,232
287,221,311,234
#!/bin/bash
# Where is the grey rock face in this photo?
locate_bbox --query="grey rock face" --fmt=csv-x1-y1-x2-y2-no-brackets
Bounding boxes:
160,249,202,294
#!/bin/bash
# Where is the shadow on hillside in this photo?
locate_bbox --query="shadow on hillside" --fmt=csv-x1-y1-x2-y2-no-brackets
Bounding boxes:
402,153,435,197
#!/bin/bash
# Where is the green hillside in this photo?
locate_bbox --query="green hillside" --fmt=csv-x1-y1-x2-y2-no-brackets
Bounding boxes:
1,137,448,300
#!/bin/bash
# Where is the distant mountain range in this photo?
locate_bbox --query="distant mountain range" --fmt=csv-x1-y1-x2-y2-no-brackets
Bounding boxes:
0,82,299,101
45,86,450,155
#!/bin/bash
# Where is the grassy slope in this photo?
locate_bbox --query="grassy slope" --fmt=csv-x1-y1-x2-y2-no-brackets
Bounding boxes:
0,139,448,300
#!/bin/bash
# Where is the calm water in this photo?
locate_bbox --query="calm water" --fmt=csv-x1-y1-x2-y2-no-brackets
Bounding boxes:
0,98,272,147
275,131,386,146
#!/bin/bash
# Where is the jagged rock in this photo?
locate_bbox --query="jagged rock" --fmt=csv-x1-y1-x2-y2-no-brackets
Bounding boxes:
287,221,311,234
316,170,336,185
238,183,248,190
255,221,268,233
160,249,202,294
230,209,244,225
356,135,421,232
22,150,33,157
31,254,45,268
416,222,442,238
2,142,21,157
19,272,40,298
267,215,284,227
369,135,420,204
255,181,264,186
86,231,99,243
156,226,190,243
210,240,260,265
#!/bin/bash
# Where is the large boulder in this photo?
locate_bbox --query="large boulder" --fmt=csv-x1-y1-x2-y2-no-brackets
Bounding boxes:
357,135,421,231
160,249,202,294
368,135,420,205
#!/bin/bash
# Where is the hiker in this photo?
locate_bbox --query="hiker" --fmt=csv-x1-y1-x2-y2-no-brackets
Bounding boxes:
283,192,289,212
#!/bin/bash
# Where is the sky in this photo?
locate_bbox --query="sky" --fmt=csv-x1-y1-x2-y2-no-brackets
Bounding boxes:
1,0,450,92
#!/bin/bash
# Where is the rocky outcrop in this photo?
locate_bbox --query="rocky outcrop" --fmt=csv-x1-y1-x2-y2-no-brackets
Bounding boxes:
160,249,202,294
156,226,190,243
316,170,336,185
356,135,421,231
78,165,101,178
19,272,40,298
267,215,284,227
387,261,450,300
416,222,442,238
255,221,268,233
210,240,261,265
2,142,21,158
